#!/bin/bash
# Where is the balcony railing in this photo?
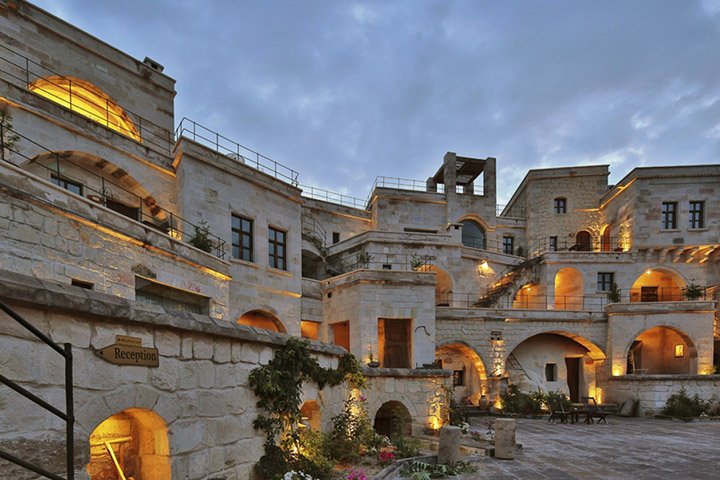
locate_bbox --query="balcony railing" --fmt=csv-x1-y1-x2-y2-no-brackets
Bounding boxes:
175,117,300,187
436,292,610,310
300,184,366,209
530,236,628,257
328,251,433,275
629,287,710,303
2,125,226,259
0,44,174,154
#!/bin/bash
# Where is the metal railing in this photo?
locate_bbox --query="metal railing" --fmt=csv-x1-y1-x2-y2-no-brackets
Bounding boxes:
436,292,610,310
529,236,628,257
2,125,226,258
0,44,173,154
0,301,74,480
300,184,366,209
328,251,433,275
629,287,710,303
175,117,300,186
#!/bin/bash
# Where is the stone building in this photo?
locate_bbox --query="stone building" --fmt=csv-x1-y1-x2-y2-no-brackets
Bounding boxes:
0,1,718,479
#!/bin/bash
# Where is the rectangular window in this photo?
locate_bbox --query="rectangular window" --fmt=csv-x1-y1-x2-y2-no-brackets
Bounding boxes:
689,201,705,229
51,175,83,196
661,202,677,230
549,236,558,252
232,215,253,262
597,272,614,292
503,236,514,255
331,321,350,351
545,363,557,382
453,369,465,387
332,231,340,244
268,226,286,270
554,198,567,214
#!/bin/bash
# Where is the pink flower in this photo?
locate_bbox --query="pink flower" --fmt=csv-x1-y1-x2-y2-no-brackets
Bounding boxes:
347,469,367,480
378,450,396,465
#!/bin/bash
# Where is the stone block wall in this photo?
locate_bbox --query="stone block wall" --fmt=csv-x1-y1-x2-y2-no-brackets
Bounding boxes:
0,271,348,480
605,375,720,414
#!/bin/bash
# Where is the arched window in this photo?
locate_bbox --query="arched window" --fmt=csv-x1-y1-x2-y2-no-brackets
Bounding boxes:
29,76,141,141
461,220,486,249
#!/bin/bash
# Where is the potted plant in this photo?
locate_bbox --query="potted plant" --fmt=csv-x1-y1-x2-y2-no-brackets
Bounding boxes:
607,283,621,303
367,352,380,368
682,282,704,301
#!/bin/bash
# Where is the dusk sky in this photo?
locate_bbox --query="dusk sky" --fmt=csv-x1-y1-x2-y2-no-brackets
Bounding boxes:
34,0,720,204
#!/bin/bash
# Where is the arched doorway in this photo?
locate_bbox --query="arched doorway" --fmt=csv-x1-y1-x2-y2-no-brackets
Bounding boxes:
630,268,686,302
87,408,170,480
237,310,286,333
627,326,697,374
554,268,584,310
513,284,543,309
460,219,486,249
374,401,412,437
505,333,604,403
600,225,612,252
575,230,592,251
435,343,487,404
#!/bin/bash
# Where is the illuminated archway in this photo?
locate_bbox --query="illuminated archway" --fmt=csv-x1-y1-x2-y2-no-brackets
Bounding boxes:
436,342,487,404
601,225,612,252
29,76,141,141
27,151,166,224
554,267,584,310
513,283,543,309
630,267,686,302
373,401,412,437
505,332,605,403
300,400,322,431
87,408,170,480
237,309,286,333
626,326,697,374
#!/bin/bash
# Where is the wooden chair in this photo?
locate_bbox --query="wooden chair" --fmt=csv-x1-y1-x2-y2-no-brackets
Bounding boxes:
548,404,569,423
581,396,609,424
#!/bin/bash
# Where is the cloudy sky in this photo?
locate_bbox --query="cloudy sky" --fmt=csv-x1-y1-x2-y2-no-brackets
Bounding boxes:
34,0,720,204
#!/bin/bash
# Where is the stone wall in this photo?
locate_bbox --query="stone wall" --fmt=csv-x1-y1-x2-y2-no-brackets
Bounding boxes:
0,161,230,319
605,375,720,414
0,270,347,480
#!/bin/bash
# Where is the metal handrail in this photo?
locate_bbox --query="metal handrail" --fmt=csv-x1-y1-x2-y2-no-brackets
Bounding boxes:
0,301,74,480
2,124,226,259
174,117,300,186
300,184,366,209
0,43,173,154
436,292,610,310
328,251,434,275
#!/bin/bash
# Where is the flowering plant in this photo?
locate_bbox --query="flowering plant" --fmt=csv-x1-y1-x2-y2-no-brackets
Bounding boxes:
460,422,470,434
347,469,368,480
283,471,314,480
378,449,396,465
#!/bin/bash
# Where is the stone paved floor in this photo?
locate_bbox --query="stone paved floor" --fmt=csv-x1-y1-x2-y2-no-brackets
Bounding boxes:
462,416,720,479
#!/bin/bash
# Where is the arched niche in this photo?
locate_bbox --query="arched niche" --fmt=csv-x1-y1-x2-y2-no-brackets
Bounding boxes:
237,309,287,333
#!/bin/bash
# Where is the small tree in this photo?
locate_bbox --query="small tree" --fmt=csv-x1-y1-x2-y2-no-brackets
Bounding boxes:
607,282,621,303
0,107,21,162
188,220,214,253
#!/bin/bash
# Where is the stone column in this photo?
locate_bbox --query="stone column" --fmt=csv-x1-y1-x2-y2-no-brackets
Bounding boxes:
494,418,516,460
437,425,462,465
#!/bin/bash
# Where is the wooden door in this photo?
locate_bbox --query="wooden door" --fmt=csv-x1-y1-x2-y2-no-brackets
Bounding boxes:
565,357,580,403
576,231,592,251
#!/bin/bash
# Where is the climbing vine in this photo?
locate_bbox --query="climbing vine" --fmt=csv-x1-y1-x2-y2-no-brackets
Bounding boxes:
249,338,364,479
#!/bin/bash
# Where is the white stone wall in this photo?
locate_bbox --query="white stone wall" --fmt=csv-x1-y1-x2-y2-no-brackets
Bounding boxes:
605,375,720,415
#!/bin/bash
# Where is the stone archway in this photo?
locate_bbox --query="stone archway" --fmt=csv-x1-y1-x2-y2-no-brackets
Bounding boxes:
436,342,487,404
87,408,170,480
630,267,686,302
237,309,287,333
554,267,584,310
626,325,698,375
373,401,412,437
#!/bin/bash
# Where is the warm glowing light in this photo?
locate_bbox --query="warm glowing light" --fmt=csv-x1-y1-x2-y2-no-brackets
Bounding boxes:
429,416,442,430
494,398,503,409
167,228,181,240
645,270,651,275
29,76,141,141
612,367,622,376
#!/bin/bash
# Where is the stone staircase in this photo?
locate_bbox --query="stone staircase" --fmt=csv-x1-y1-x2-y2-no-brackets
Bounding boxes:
475,257,541,308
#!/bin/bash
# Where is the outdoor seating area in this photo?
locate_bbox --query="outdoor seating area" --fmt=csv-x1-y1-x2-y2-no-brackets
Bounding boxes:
549,397,609,424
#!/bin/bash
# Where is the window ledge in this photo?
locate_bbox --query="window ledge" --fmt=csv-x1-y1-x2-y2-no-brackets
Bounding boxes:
659,229,681,232
688,228,708,232
230,258,258,269
266,266,293,277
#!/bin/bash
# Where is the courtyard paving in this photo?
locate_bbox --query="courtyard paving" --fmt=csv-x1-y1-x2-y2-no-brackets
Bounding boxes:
464,416,720,479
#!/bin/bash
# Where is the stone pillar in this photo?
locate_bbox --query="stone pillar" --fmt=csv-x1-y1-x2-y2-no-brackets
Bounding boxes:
437,425,462,465
426,177,437,192
483,157,496,200
494,418,516,460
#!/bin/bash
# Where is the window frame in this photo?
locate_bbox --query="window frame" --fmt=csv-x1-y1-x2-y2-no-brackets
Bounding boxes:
689,201,705,229
453,369,466,387
597,272,614,292
268,226,287,270
545,363,557,382
502,235,515,255
661,201,678,230
554,197,567,214
51,174,83,196
549,236,558,252
231,214,254,262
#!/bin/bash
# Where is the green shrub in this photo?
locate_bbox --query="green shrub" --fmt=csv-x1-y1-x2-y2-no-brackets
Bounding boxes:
189,220,214,253
607,282,621,303
400,460,477,479
546,391,572,411
662,388,708,418
500,386,546,415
